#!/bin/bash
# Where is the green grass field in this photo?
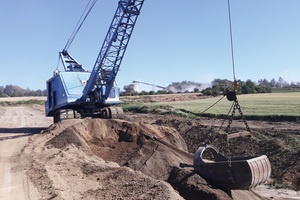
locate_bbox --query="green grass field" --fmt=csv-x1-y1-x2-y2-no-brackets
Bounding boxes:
164,93,300,116
143,93,300,121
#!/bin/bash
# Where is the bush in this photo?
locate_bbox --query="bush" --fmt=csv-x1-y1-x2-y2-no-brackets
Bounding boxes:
0,94,8,98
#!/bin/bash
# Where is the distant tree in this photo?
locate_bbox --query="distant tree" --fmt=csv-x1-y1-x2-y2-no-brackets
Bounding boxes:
212,90,219,97
242,85,250,94
0,86,4,96
4,85,25,97
236,80,245,95
193,88,199,93
0,93,8,97
149,91,155,95
123,84,135,93
202,88,212,96
254,85,263,93
212,84,220,91
270,78,277,87
212,79,232,88
35,89,43,96
4,85,14,96
0,85,46,97
258,79,270,88
245,79,256,93
156,90,168,94
278,77,289,88
140,91,148,95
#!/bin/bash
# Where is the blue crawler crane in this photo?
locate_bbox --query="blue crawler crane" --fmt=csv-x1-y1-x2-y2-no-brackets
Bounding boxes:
45,0,145,123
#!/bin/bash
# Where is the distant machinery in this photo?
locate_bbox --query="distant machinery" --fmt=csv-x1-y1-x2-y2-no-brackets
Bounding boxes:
132,83,139,92
132,81,167,92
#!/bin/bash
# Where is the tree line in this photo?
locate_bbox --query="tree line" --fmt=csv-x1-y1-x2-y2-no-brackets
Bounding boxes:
0,85,46,97
202,79,271,96
2,77,298,98
202,77,300,96
122,77,300,96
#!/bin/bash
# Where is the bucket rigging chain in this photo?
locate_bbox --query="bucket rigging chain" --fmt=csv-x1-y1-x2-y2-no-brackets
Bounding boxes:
225,100,251,134
223,99,252,167
223,96,254,160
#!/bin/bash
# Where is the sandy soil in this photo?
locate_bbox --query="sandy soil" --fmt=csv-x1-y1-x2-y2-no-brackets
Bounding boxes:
0,105,187,199
0,100,299,199
0,105,52,200
253,185,300,200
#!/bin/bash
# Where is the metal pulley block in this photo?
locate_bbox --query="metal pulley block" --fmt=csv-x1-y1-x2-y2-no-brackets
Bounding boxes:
226,80,238,101
226,91,237,101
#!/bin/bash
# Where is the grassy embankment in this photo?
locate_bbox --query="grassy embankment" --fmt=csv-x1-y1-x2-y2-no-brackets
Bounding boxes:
121,92,300,122
0,97,46,106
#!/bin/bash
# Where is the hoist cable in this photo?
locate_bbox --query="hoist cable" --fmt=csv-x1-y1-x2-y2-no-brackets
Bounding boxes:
199,95,226,115
64,0,97,50
227,0,236,80
64,0,98,51
56,54,61,70
65,0,97,50
199,0,238,120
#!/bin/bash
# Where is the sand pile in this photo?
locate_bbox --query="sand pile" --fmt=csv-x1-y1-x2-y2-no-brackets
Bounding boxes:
19,118,232,199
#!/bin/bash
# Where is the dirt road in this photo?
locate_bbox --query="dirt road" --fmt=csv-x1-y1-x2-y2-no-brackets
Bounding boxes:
0,105,52,200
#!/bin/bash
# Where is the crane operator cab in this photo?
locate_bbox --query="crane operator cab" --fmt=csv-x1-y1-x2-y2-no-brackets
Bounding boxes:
45,51,123,123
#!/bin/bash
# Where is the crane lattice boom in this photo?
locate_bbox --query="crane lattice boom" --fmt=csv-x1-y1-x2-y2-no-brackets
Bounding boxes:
80,0,145,103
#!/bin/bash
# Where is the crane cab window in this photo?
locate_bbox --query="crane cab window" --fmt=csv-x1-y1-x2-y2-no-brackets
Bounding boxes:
109,87,115,98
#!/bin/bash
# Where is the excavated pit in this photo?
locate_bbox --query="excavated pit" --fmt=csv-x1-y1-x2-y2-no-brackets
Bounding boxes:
21,118,237,199
46,118,193,180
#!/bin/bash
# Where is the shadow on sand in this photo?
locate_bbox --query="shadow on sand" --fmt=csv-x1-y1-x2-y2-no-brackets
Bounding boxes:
0,127,48,141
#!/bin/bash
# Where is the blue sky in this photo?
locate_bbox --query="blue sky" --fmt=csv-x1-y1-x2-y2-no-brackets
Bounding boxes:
0,0,299,91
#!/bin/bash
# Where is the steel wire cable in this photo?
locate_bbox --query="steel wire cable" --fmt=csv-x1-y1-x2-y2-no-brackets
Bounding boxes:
199,95,226,115
56,54,61,69
227,0,236,80
64,0,98,51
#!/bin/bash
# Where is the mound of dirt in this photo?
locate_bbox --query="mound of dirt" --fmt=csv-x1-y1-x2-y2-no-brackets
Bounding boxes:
20,118,237,199
46,119,192,180
124,112,300,191
168,167,231,200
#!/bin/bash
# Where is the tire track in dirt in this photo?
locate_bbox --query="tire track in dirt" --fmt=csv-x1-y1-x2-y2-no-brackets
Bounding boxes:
0,105,52,200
